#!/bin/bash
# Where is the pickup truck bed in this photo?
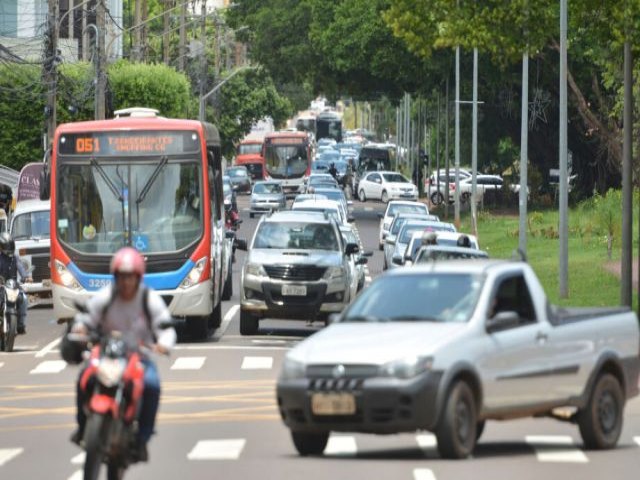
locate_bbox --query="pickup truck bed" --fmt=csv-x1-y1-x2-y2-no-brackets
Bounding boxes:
548,305,632,326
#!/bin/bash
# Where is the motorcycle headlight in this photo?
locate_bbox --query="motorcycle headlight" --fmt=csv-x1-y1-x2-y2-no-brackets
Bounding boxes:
245,263,267,277
96,358,127,388
180,257,207,289
379,356,433,379
55,260,82,291
5,287,19,303
280,357,306,380
323,266,345,281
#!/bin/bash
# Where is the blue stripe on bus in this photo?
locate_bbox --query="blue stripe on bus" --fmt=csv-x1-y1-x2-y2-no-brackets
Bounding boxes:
67,259,196,291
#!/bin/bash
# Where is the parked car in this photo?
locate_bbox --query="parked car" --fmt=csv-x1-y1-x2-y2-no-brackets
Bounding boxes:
399,231,479,267
250,181,286,218
277,260,640,459
378,201,430,250
458,174,519,203
9,199,51,300
227,165,252,194
239,210,359,334
358,171,418,203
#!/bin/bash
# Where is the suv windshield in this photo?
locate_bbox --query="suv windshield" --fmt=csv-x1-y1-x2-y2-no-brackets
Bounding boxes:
344,273,483,323
12,210,50,239
56,160,202,254
254,222,339,251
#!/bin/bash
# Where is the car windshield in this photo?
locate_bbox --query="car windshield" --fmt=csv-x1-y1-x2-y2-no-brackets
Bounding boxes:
254,221,339,250
294,207,340,223
228,168,247,177
12,210,50,239
344,273,483,323
383,173,408,183
56,160,202,254
387,203,427,217
254,183,281,194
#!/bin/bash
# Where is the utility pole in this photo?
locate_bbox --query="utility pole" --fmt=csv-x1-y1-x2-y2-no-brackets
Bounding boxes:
133,0,142,61
519,52,529,255
436,92,441,200
95,0,106,120
445,75,450,219
141,0,149,61
622,39,633,306
471,48,478,238
179,0,187,71
559,0,569,298
44,0,59,150
198,0,208,122
454,46,461,228
163,0,171,65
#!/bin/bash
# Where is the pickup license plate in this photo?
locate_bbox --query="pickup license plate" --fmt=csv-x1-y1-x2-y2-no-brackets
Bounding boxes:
311,392,356,415
282,285,307,296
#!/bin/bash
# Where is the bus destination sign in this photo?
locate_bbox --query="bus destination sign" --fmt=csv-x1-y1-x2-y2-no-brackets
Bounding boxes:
58,131,200,156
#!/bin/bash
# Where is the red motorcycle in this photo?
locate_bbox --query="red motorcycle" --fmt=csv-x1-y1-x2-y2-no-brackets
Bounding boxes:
76,330,146,480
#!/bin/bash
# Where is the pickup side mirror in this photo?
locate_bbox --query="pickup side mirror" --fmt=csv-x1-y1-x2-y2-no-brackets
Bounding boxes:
392,255,403,266
486,311,520,333
345,242,359,255
234,238,248,251
39,167,50,200
386,237,396,246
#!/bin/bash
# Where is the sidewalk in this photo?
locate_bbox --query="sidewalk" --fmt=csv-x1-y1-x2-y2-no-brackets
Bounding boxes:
603,259,639,290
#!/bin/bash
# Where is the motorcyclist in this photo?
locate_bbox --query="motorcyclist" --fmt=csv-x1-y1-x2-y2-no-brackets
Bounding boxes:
0,232,31,334
328,162,338,179
69,247,176,462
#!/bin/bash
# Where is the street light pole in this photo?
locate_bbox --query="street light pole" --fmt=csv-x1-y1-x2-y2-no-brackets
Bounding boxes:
454,46,461,228
198,0,208,122
519,52,529,255
622,39,633,306
559,0,569,298
199,65,255,122
95,0,106,120
471,48,479,238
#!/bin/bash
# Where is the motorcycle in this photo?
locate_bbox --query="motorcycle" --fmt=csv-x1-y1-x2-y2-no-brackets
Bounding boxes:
0,276,20,352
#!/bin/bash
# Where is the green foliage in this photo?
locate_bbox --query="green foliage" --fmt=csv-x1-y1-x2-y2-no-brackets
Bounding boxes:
108,61,191,118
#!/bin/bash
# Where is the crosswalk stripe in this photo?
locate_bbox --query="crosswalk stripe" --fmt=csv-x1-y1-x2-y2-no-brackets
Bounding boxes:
0,448,23,466
414,468,437,480
525,435,588,463
634,437,640,447
187,439,246,460
67,470,82,480
171,357,206,370
325,436,357,456
0,362,4,369
30,360,67,374
71,452,85,465
241,356,273,370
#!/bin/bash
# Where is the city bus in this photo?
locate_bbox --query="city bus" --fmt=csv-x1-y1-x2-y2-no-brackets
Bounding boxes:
46,108,231,339
262,131,312,196
316,111,343,143
235,138,265,181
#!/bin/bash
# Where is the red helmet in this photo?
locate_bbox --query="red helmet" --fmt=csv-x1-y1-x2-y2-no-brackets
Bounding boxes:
110,247,145,277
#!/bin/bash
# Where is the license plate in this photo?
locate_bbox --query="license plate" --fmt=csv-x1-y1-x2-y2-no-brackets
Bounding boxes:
282,285,307,296
311,392,356,416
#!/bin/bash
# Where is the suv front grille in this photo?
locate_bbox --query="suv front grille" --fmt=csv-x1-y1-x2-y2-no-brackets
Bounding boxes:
264,265,326,281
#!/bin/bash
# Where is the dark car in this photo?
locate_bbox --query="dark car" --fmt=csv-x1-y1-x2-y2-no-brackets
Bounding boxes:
227,166,252,194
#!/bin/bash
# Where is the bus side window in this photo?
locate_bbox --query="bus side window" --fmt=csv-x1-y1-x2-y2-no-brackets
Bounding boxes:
207,148,222,221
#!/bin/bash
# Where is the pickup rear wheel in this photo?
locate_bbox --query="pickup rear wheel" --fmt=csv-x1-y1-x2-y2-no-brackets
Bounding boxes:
291,431,329,456
436,381,477,459
578,373,624,449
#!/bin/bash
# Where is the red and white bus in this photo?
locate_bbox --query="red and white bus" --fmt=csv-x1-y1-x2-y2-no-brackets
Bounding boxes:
235,138,265,181
262,131,312,196
47,108,232,339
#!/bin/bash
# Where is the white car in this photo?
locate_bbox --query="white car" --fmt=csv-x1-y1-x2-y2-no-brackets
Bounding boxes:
401,231,479,267
378,201,429,250
358,171,417,203
458,174,516,202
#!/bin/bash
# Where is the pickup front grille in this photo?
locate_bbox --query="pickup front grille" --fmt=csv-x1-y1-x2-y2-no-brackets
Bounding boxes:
307,364,378,379
264,265,326,281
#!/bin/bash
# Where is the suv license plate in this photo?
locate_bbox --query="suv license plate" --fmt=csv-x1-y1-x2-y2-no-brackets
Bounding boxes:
311,393,356,415
282,285,307,296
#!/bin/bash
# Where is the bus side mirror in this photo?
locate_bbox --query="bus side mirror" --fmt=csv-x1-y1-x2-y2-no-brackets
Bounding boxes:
39,167,50,201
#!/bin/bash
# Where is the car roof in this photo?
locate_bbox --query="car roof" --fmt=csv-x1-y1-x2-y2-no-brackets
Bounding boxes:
409,230,477,243
416,245,488,257
386,259,513,276
265,210,332,223
292,199,340,210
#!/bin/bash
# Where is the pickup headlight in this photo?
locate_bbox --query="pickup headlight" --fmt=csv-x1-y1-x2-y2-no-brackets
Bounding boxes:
280,357,306,380
245,263,267,277
323,266,345,281
379,356,433,379
180,257,207,289
55,260,82,291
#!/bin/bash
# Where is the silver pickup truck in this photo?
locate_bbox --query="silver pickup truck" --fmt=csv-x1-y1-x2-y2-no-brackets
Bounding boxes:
277,260,640,459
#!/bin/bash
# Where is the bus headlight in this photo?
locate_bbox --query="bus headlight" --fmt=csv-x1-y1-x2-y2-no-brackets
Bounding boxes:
180,257,207,289
55,260,82,291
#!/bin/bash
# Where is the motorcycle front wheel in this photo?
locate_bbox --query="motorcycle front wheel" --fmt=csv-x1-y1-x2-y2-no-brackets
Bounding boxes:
84,414,110,480
107,462,126,480
1,311,16,353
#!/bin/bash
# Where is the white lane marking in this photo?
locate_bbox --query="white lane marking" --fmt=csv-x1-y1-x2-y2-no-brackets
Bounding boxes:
252,339,286,345
172,345,289,352
70,452,85,465
29,360,67,374
35,337,62,358
525,435,588,463
187,439,246,460
171,356,206,370
213,304,239,341
634,436,640,447
325,436,357,456
0,362,4,369
414,469,437,480
67,470,83,480
416,433,437,450
241,356,273,370
0,448,23,466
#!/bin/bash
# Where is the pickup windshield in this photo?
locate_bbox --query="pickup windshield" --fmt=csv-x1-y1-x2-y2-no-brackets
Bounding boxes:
343,273,483,323
254,221,339,251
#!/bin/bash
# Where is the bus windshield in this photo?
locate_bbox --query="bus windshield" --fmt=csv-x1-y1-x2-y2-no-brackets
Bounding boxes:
238,143,262,155
264,143,308,179
56,159,202,254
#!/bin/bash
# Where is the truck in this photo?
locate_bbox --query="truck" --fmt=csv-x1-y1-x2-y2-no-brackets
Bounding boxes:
276,260,640,459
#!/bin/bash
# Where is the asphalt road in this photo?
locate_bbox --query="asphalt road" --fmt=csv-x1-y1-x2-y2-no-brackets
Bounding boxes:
1,195,639,480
